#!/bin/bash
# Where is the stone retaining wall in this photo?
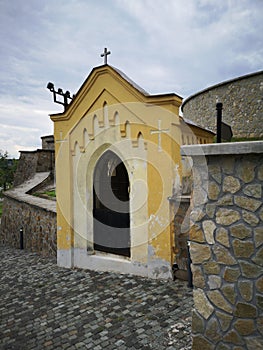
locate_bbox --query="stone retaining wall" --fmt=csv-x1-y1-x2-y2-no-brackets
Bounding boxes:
0,196,56,257
41,135,54,150
170,197,191,280
14,151,39,187
181,141,263,349
181,71,263,139
14,150,54,187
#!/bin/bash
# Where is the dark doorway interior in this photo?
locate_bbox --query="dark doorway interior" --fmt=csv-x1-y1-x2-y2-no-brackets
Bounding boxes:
93,151,130,257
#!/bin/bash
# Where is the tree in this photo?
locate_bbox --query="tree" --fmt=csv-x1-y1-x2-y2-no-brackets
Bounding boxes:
0,150,17,192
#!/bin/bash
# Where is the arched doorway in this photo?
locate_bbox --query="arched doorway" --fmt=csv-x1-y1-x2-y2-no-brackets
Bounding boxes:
93,150,130,257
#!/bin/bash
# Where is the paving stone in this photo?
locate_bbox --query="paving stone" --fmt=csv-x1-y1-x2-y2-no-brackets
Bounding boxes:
0,247,193,350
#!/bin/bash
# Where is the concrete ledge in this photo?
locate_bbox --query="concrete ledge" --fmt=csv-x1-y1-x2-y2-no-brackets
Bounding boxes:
3,172,56,213
70,248,173,280
181,141,263,156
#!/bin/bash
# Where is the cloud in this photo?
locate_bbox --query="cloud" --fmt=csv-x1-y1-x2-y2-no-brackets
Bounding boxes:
115,0,263,91
0,0,262,157
0,93,53,157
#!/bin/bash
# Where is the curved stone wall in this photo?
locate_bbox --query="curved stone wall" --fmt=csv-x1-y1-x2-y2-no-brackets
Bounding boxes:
182,71,263,139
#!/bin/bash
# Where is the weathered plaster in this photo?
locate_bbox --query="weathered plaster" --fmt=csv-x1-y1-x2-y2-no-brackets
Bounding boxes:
52,65,214,279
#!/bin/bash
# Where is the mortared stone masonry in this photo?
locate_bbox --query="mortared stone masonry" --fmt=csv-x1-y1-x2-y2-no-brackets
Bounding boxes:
182,141,263,349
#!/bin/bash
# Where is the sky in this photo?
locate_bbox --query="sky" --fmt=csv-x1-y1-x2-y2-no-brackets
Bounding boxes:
0,0,262,158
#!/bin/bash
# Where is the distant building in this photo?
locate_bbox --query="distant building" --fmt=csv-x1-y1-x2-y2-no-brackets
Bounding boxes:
13,135,54,187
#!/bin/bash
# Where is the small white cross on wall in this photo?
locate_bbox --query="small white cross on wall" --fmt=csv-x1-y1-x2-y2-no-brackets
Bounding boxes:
56,131,67,144
101,47,111,65
150,120,170,152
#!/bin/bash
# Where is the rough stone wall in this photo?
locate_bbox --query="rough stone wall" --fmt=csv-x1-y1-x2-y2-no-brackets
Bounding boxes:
36,150,54,173
14,150,54,187
0,196,56,257
14,151,38,186
182,71,263,139
181,142,263,349
171,198,191,280
41,135,54,150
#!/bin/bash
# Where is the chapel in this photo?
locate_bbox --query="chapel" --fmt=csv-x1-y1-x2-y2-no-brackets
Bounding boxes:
50,62,214,279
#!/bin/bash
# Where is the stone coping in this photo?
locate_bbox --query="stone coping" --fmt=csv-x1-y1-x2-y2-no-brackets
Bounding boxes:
181,141,263,156
19,149,54,154
3,172,56,213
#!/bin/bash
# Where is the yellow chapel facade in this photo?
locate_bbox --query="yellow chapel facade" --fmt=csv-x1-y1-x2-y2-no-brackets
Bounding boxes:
50,64,213,279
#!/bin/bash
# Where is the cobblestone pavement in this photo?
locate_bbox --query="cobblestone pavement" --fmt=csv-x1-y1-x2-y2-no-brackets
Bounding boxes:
0,247,193,350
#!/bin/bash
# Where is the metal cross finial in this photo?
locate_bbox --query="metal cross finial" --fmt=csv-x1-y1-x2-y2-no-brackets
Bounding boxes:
101,47,111,65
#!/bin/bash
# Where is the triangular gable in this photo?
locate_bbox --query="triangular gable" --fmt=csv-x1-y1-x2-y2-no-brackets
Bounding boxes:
50,64,215,279
50,65,182,125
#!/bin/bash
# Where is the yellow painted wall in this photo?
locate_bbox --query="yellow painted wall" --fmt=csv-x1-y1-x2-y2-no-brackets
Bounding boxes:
50,65,214,276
